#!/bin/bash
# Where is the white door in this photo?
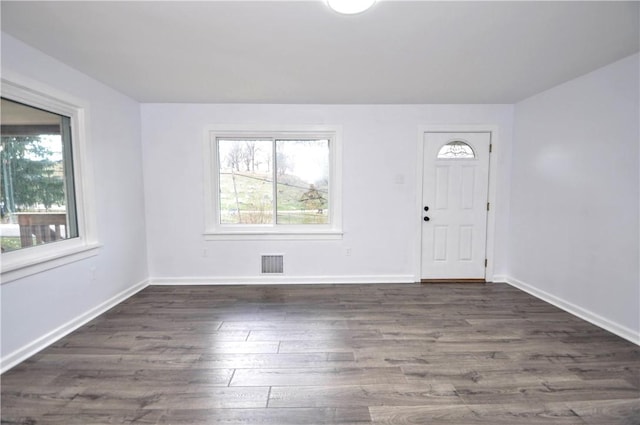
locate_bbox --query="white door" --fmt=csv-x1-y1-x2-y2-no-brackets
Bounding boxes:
421,132,491,280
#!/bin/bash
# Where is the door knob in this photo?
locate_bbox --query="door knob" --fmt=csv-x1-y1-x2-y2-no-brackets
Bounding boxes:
423,216,430,222
424,206,429,212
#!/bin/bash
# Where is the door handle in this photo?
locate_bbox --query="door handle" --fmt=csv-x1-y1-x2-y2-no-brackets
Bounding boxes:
424,206,429,211
423,216,430,222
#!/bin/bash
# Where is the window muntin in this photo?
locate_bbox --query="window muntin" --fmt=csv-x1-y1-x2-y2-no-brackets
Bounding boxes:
437,140,475,159
217,137,330,226
1,98,78,253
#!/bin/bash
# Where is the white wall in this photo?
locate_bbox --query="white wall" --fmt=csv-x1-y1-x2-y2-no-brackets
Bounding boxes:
141,104,513,283
0,34,149,366
508,53,639,342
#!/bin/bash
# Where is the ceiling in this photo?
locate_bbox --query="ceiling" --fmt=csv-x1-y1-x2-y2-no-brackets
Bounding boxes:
1,1,638,104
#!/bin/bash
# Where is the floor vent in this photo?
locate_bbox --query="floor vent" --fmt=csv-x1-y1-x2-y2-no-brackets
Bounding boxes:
261,255,284,274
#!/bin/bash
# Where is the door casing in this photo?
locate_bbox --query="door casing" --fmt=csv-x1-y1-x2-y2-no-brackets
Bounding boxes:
415,125,499,282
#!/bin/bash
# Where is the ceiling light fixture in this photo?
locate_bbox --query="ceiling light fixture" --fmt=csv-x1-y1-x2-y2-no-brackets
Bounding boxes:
327,0,376,15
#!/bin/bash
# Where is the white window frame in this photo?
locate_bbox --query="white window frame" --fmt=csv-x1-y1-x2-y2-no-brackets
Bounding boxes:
1,78,100,283
204,125,343,240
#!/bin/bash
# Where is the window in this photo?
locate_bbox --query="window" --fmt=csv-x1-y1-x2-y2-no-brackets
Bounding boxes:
1,98,78,252
1,79,98,282
205,126,342,239
437,140,475,159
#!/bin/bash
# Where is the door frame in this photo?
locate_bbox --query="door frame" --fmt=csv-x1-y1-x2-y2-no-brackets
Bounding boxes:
415,125,499,283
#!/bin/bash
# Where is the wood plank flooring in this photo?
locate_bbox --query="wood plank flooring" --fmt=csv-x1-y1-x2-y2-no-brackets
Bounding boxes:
2,283,639,424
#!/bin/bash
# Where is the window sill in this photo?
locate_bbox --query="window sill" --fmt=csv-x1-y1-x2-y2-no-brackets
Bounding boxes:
204,230,343,241
1,242,102,284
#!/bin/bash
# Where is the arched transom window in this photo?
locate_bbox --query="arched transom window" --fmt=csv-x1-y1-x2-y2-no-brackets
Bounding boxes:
437,140,475,159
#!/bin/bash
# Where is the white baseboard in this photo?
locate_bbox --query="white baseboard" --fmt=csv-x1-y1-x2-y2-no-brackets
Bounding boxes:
502,275,639,346
150,275,416,285
491,274,509,283
1,279,149,374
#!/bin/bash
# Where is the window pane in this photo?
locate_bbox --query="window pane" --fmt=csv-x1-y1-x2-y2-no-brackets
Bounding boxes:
218,139,273,224
1,98,78,253
437,140,475,159
275,139,329,225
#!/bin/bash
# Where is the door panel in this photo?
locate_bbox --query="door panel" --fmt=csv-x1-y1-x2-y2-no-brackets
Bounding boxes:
460,166,475,209
435,167,449,209
458,225,473,261
421,132,490,280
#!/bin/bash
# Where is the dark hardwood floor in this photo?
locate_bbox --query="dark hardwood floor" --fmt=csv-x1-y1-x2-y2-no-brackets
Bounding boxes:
2,283,639,424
